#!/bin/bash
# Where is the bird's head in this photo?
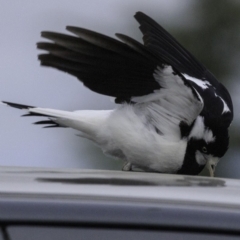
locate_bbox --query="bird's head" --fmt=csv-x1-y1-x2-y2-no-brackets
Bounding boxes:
181,116,230,176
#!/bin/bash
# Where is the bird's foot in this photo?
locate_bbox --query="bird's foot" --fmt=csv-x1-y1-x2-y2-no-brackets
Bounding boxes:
122,162,132,171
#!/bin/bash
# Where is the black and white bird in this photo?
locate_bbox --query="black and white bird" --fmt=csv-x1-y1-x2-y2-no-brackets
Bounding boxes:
2,12,233,176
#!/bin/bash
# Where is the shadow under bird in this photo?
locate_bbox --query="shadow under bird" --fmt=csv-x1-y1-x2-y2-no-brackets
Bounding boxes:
2,12,233,176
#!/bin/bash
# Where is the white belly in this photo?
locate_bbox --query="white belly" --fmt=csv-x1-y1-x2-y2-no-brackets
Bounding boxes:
97,105,187,173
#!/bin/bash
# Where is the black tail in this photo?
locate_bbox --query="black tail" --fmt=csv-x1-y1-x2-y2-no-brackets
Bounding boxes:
2,101,35,109
2,101,65,128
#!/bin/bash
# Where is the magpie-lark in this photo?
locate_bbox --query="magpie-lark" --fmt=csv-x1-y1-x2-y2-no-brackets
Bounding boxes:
2,12,233,176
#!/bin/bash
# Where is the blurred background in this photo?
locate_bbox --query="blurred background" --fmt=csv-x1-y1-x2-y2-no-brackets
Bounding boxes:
0,0,239,178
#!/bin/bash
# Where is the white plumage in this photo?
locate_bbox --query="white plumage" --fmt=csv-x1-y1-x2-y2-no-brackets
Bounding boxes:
6,66,202,173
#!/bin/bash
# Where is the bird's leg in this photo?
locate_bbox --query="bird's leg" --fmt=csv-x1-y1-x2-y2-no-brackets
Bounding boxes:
122,162,132,171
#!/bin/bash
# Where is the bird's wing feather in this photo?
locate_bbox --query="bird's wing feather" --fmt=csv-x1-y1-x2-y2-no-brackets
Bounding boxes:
37,12,208,131
134,11,233,127
38,29,160,103
132,65,203,141
134,12,208,82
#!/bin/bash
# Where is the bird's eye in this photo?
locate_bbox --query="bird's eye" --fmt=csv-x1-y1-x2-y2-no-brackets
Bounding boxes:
202,146,208,153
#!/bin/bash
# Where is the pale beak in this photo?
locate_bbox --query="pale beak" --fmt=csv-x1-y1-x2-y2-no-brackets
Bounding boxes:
206,157,219,177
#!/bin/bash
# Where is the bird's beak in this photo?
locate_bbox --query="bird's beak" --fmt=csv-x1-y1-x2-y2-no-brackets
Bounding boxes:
206,157,219,177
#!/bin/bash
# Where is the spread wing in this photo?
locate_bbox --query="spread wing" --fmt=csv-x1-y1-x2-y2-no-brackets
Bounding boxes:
134,12,233,127
37,11,219,134
37,27,160,104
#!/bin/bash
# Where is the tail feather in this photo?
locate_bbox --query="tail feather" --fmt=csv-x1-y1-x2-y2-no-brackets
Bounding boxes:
2,101,35,109
2,101,61,119
2,101,112,139
2,101,69,128
22,113,49,117
33,120,65,128
34,120,57,125
43,124,64,129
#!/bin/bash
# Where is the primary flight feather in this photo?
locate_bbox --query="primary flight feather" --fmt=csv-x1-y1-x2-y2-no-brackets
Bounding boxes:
2,12,233,176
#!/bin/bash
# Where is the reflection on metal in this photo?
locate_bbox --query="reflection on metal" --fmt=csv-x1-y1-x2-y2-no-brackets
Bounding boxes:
37,176,225,187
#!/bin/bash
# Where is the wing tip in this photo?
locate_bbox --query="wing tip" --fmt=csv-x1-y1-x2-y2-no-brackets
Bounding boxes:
134,11,150,22
134,11,145,17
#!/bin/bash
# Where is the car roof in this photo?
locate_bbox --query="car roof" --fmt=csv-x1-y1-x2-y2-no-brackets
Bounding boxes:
1,166,240,233
0,166,240,208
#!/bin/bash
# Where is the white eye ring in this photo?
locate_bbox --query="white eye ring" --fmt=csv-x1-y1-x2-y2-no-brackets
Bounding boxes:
202,146,208,153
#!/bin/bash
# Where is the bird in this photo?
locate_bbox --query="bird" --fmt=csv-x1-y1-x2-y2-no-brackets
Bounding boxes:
2,11,233,176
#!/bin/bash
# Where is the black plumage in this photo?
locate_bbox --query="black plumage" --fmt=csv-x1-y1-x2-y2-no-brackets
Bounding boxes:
37,27,160,103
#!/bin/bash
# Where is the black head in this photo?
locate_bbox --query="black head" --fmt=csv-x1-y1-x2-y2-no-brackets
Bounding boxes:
177,138,207,175
178,116,230,175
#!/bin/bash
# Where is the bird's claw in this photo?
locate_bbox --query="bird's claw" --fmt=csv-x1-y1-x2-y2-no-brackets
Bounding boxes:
122,162,132,171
